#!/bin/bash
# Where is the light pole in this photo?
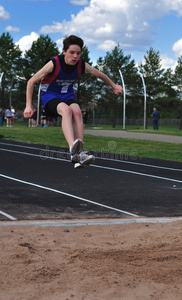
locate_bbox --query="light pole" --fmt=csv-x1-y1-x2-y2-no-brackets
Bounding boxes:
0,72,4,86
140,73,147,130
9,78,14,108
119,70,126,130
93,96,95,126
37,84,41,126
92,80,97,126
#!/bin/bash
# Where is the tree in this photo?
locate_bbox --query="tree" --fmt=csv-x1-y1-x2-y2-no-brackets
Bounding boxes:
24,35,60,76
138,48,177,119
174,56,182,129
75,45,94,109
122,58,142,119
96,45,140,127
23,35,60,107
0,32,22,108
138,48,165,116
159,68,179,118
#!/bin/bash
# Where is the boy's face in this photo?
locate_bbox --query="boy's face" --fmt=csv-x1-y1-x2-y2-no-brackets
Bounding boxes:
63,45,82,65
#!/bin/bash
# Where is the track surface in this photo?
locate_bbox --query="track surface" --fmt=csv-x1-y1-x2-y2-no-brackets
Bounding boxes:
0,139,182,221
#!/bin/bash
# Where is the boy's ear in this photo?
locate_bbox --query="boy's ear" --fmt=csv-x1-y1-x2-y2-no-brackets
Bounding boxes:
63,50,66,54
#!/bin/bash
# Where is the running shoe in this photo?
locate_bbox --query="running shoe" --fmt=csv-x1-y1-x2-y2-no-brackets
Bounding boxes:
70,139,83,163
74,151,95,168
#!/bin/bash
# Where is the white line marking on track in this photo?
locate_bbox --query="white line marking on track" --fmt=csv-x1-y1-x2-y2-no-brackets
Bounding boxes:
0,141,182,172
0,210,17,220
0,174,139,218
0,147,182,183
93,165,182,184
0,142,68,156
98,156,182,172
0,148,68,162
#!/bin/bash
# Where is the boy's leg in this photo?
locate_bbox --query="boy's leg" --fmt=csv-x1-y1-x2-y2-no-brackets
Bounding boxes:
70,103,84,141
57,102,76,147
57,102,84,146
58,103,95,167
46,99,94,167
56,102,83,162
69,104,95,168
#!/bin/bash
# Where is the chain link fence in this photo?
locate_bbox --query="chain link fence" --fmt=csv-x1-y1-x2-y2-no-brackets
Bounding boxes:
87,116,180,127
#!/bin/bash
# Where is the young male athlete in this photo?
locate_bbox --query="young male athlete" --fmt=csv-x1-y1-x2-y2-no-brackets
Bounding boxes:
24,35,123,168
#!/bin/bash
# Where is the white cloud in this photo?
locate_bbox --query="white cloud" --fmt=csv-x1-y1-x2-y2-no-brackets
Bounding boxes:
5,25,20,33
15,32,39,55
161,54,176,70
94,23,112,36
172,38,182,57
40,21,63,33
56,38,64,53
69,0,89,5
39,0,182,53
98,40,117,51
56,38,64,45
169,0,182,17
0,5,10,21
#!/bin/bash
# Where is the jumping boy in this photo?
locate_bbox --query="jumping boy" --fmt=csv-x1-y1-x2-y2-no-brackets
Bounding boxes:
24,35,123,168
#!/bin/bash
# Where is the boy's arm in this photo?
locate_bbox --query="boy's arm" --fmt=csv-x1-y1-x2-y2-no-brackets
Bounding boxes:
24,61,54,118
85,62,123,95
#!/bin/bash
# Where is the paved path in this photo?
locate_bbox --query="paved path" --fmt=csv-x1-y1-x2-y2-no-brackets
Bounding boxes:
84,129,182,143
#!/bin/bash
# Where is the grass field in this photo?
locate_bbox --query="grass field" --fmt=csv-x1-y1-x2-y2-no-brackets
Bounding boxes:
0,120,182,162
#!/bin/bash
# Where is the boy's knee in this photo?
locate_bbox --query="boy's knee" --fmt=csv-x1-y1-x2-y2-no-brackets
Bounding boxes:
73,107,82,120
57,104,72,117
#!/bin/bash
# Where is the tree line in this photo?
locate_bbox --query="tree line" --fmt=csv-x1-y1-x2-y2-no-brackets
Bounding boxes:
0,32,182,128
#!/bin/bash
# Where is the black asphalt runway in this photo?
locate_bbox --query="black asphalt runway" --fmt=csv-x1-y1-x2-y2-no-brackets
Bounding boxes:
0,139,182,222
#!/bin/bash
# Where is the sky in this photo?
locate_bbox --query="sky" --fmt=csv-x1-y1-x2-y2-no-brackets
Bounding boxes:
0,0,182,70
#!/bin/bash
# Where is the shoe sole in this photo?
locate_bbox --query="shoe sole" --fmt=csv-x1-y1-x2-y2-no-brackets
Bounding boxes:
74,155,95,169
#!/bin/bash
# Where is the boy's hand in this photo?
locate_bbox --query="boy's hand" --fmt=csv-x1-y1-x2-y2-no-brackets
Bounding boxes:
112,84,123,95
24,106,34,119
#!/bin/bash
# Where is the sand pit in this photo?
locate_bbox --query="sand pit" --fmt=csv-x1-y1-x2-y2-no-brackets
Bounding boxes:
0,220,182,300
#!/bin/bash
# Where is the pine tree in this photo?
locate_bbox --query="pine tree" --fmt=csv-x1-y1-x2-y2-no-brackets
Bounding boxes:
0,32,22,107
174,56,182,129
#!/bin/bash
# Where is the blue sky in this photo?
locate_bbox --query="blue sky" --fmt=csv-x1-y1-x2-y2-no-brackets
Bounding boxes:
0,0,182,70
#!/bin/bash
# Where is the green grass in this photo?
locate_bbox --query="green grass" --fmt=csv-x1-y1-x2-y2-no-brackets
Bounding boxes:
0,121,182,162
83,135,182,162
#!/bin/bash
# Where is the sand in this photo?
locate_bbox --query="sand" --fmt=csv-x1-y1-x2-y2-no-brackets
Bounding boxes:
0,220,182,300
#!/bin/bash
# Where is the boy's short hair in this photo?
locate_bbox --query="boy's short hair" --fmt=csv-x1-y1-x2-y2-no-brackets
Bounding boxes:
63,35,84,51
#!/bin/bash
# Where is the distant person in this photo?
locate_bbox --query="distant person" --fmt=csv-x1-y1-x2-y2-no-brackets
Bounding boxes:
0,107,4,126
6,108,12,127
11,105,15,126
47,116,57,127
32,109,37,127
151,107,160,130
28,108,37,127
28,116,33,127
24,35,123,168
83,108,88,128
41,109,48,127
